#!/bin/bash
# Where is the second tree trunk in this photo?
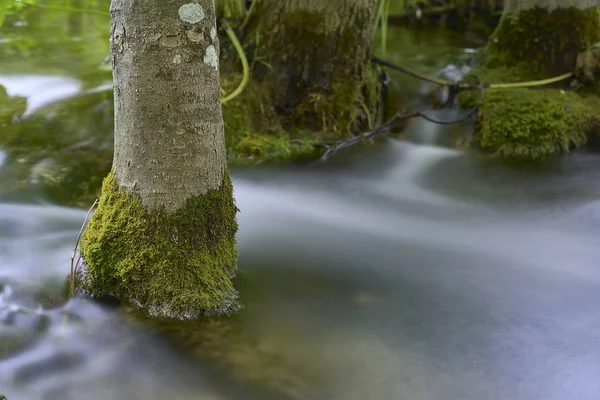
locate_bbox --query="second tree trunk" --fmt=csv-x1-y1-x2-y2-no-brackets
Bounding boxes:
248,0,377,136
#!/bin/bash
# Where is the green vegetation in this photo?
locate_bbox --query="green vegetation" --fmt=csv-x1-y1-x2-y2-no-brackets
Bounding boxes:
0,84,25,121
6,0,598,200
0,0,109,77
222,76,323,165
460,82,600,158
0,0,377,174
215,0,246,21
79,170,240,319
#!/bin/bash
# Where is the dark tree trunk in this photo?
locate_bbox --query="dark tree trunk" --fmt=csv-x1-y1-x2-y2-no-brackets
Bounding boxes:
247,0,377,137
485,1,600,75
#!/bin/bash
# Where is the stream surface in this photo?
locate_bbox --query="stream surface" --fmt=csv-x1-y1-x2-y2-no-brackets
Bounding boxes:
2,4,600,400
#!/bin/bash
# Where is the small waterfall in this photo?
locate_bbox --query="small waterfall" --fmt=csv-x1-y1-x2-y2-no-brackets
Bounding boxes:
404,62,474,147
406,108,465,146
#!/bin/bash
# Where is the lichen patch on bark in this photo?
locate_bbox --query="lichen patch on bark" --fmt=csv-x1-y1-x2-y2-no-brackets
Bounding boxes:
110,0,226,213
204,45,219,70
179,3,205,24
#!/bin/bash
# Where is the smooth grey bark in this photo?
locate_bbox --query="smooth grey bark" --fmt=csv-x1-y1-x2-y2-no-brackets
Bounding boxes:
110,0,226,213
503,0,600,14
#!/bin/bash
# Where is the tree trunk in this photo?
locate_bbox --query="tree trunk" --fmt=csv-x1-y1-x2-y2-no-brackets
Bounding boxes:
80,0,239,319
485,0,600,75
247,0,377,136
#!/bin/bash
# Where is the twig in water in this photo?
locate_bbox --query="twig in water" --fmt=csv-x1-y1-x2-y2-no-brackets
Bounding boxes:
317,74,484,162
371,56,573,90
70,198,99,298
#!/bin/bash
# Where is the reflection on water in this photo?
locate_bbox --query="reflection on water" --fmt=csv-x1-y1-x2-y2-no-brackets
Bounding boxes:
0,74,113,206
2,4,600,400
0,75,81,117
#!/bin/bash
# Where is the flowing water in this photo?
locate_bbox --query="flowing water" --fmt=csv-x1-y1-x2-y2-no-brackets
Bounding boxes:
2,5,600,400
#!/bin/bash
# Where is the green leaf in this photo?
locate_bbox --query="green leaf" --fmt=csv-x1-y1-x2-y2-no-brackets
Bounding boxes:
592,42,600,49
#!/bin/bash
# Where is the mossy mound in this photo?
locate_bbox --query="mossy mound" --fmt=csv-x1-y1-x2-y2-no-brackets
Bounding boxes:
79,170,240,320
458,67,600,158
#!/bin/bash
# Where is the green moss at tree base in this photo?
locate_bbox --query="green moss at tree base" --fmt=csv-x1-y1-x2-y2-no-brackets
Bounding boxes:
79,170,240,320
220,74,324,165
220,70,380,165
458,67,600,159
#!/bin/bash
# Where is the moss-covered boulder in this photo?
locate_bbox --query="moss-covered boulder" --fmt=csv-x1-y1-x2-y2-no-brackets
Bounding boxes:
461,83,600,158
458,64,600,158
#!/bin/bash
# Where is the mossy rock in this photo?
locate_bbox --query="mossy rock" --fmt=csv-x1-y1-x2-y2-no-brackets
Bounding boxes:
79,170,240,319
458,67,600,158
